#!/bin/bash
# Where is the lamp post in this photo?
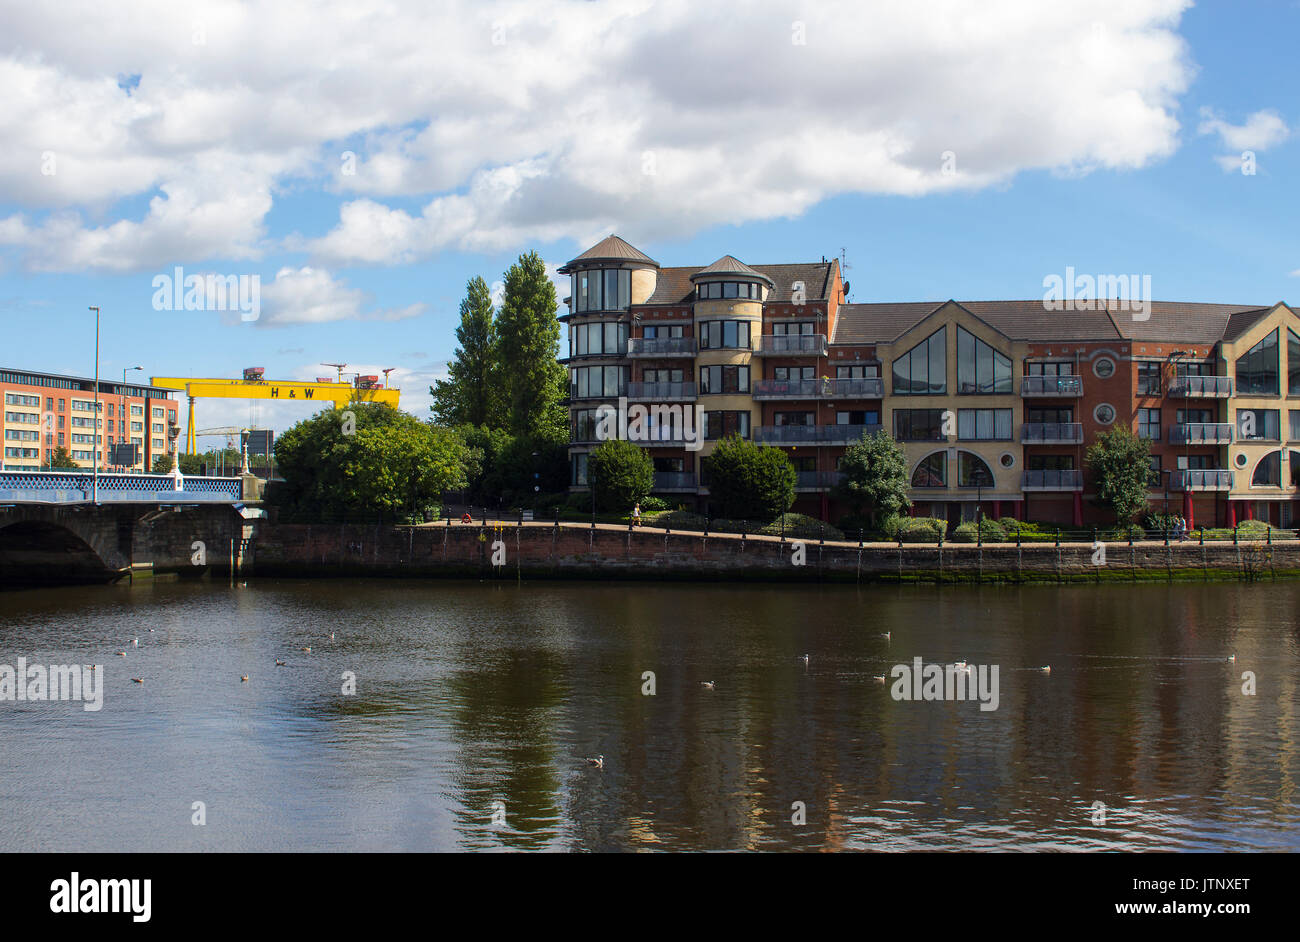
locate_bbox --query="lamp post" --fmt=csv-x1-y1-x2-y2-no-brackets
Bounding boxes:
122,366,142,472
168,421,182,490
89,306,101,505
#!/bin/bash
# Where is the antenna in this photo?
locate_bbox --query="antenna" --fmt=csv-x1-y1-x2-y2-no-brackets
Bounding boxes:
381,368,396,388
322,362,348,383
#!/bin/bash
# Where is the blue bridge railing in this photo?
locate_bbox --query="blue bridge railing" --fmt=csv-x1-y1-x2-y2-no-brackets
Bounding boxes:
0,471,243,504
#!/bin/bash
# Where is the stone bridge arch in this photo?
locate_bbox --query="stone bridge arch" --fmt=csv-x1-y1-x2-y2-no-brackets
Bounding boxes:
0,506,131,585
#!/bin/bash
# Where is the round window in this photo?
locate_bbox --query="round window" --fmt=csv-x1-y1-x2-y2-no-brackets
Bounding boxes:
1093,357,1116,379
1235,452,1248,469
999,452,1015,469
1093,403,1116,425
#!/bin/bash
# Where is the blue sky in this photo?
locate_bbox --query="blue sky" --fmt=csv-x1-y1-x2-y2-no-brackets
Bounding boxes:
1,0,1296,435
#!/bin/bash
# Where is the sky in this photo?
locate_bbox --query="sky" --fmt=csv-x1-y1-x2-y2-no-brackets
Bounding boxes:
1,0,1297,439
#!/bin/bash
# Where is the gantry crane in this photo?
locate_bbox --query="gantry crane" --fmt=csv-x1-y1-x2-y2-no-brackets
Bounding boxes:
150,368,401,453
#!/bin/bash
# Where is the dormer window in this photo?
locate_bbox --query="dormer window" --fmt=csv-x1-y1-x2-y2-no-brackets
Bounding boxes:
696,281,760,301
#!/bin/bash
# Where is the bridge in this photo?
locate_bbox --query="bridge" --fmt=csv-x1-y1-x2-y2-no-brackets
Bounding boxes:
0,472,253,585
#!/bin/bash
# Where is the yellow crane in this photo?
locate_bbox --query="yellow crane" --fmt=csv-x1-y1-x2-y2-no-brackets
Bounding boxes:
151,368,401,453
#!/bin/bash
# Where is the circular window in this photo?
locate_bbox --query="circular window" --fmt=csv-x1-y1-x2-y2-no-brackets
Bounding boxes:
1235,452,1248,469
999,452,1015,469
1093,403,1116,425
1092,357,1116,379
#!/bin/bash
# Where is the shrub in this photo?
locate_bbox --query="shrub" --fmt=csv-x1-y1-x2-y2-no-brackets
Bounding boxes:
897,517,948,543
645,510,707,531
702,434,796,520
639,496,670,512
762,514,843,540
588,439,654,513
952,518,1006,543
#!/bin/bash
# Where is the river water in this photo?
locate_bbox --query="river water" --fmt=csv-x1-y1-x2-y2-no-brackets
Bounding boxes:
0,578,1296,852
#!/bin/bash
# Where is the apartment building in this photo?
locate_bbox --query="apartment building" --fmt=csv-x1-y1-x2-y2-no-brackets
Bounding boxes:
561,236,1300,528
0,368,179,472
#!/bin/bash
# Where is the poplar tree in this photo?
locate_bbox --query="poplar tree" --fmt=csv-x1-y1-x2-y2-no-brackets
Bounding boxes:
495,251,567,439
431,276,503,428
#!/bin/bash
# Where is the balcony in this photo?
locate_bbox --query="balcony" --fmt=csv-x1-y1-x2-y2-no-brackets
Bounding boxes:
1020,422,1084,444
1022,469,1083,491
751,377,884,400
1169,469,1233,491
625,381,697,401
653,472,697,491
1021,375,1083,397
756,334,827,357
1168,423,1233,445
754,423,882,446
795,471,846,490
628,337,697,357
568,387,624,402
1168,376,1233,398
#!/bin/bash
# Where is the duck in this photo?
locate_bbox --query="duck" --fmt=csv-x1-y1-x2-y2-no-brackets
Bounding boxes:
873,675,886,684
115,651,126,657
301,646,312,653
700,681,715,690
131,678,144,684
275,660,286,667
800,654,810,664
131,638,138,648
1039,666,1052,673
329,633,335,642
585,755,604,769
1228,655,1236,662
240,675,249,683
879,632,891,640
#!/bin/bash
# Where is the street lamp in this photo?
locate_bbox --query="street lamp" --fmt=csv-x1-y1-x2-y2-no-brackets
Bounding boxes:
89,306,101,505
122,366,143,472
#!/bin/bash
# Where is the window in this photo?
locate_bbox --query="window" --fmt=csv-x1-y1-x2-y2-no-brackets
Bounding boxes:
957,409,1012,440
837,364,880,379
1094,403,1116,425
699,365,749,394
642,368,683,384
1026,361,1075,376
570,321,629,357
45,397,53,410
1136,362,1161,396
772,322,814,336
1174,361,1211,378
774,366,814,381
572,410,600,442
697,281,760,300
893,409,946,441
1290,329,1300,395
1148,455,1162,486
653,457,684,473
152,407,165,418
5,393,40,406
892,327,946,395
1252,451,1281,487
1290,411,1300,441
570,365,627,399
1236,329,1279,395
699,320,752,350
1175,408,1214,425
912,453,946,487
703,411,750,440
956,327,1011,394
642,324,684,340
837,410,878,425
1092,358,1115,379
1026,407,1073,424
1178,454,1212,471
957,452,995,487
130,405,143,416
572,453,589,487
1028,455,1074,471
1137,408,1160,440
571,268,632,313
1237,408,1280,441
773,411,814,426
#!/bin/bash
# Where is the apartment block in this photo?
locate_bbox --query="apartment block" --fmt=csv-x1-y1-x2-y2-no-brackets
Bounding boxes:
561,236,1300,528
0,368,179,472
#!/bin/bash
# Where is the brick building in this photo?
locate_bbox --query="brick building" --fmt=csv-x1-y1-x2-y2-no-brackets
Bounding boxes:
1,367,179,472
560,236,1300,528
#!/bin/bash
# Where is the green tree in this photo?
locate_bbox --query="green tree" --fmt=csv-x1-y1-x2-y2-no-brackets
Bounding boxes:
702,435,796,520
587,439,653,513
496,251,566,439
45,446,77,469
1086,425,1151,523
431,276,504,427
834,429,911,528
151,453,174,473
272,403,470,519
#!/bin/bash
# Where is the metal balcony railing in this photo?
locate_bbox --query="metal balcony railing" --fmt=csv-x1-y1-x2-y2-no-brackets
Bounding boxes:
1020,422,1084,444
1021,469,1083,491
795,471,846,489
1169,469,1233,491
751,377,883,399
1168,376,1233,397
625,381,697,401
653,472,697,491
754,423,882,445
757,334,827,356
628,337,697,357
1168,423,1233,444
1021,375,1083,397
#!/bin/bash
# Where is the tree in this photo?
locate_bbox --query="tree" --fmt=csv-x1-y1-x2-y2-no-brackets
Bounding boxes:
45,446,77,469
587,439,653,513
496,251,567,439
702,435,796,520
1086,425,1151,524
151,453,174,473
430,276,504,428
834,429,911,528
271,403,470,519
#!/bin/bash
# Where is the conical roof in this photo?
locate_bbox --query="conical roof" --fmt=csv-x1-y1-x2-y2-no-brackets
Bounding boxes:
690,255,774,285
562,235,658,270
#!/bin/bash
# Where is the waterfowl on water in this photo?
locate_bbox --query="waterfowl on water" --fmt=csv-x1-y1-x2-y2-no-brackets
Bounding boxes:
131,678,143,684
131,638,138,648
1039,666,1051,673
873,675,886,684
301,647,311,653
1228,655,1236,662
800,654,810,664
240,675,249,683
585,755,604,769
275,660,286,667
700,681,715,690
879,632,891,640
115,651,126,657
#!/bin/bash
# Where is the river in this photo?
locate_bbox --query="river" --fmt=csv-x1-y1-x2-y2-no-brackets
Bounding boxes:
1,578,1296,851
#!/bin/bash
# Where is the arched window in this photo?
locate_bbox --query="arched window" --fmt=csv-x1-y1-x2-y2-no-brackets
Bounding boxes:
957,451,995,487
912,452,946,487
1251,451,1281,487
956,327,1012,394
892,327,946,396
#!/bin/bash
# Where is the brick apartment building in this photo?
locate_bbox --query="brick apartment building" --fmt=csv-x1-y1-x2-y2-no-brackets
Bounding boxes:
0,368,179,472
561,235,1300,529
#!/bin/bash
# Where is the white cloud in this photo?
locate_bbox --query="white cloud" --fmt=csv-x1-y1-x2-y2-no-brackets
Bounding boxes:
0,0,1198,271
258,266,426,326
1198,107,1290,152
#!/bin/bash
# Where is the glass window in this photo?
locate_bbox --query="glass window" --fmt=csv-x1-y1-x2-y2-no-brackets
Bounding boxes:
1236,329,1279,395
1290,328,1300,395
1252,451,1281,487
911,453,946,487
957,452,995,487
892,327,946,395
1290,410,1300,441
1137,408,1161,440
956,327,1012,395
893,409,945,441
957,409,1012,440
1136,362,1161,396
1237,408,1280,440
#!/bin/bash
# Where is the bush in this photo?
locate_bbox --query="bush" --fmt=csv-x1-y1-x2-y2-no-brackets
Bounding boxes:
639,496,671,512
645,510,707,530
702,435,795,519
897,517,948,543
1140,510,1185,533
952,518,1006,543
588,439,654,513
